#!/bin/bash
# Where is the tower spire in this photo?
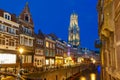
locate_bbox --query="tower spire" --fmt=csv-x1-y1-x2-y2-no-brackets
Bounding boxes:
68,13,80,48
19,2,33,25
24,2,30,13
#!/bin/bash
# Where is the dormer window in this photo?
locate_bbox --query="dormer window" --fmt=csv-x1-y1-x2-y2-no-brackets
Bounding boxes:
24,14,30,22
4,12,11,20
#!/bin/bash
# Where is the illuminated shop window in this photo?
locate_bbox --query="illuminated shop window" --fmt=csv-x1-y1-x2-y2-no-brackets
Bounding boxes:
50,59,54,65
46,59,49,65
0,54,16,64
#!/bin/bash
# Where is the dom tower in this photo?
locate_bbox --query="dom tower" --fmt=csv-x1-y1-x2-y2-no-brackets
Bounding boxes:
68,13,80,48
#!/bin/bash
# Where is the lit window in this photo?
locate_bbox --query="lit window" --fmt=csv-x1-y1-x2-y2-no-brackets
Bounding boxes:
46,59,49,65
50,43,52,48
0,54,16,64
46,42,49,47
50,59,54,65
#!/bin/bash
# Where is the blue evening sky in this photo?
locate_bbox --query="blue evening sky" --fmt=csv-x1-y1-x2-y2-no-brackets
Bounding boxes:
0,0,98,50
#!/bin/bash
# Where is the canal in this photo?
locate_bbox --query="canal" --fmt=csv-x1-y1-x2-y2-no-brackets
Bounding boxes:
74,66,101,80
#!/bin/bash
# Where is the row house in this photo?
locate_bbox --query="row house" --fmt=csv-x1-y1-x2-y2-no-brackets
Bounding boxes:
44,35,56,67
69,46,78,64
45,34,79,66
0,2,34,71
0,9,19,68
18,2,34,68
62,41,68,64
34,30,45,68
55,40,65,67
47,33,66,66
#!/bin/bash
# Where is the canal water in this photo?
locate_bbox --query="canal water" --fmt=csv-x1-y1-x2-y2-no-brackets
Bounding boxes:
74,66,101,80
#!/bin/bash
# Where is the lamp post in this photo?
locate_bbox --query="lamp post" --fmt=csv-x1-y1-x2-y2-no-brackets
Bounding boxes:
19,48,23,68
17,48,24,80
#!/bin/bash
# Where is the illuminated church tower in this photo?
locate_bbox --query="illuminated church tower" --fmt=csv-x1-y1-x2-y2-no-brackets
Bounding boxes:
68,13,80,48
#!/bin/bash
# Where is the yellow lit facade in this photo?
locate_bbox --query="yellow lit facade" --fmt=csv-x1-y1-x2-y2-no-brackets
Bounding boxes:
55,56,63,66
97,0,120,80
55,40,65,66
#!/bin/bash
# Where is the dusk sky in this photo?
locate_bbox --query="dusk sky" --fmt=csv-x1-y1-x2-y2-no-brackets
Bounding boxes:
0,0,98,50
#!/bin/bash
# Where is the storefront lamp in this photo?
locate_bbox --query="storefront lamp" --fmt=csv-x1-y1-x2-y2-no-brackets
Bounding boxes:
19,48,23,54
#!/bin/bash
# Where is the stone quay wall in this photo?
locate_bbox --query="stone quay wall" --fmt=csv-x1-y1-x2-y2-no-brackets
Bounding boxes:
24,64,88,80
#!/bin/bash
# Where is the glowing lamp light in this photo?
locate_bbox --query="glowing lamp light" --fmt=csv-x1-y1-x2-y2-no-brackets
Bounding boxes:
19,48,24,54
90,73,96,80
92,60,96,64
91,58,94,61
81,58,84,61
80,76,86,80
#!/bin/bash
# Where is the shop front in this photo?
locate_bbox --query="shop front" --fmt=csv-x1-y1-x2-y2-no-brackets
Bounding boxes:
45,58,55,68
0,54,16,64
0,53,17,73
64,56,74,66
55,56,63,67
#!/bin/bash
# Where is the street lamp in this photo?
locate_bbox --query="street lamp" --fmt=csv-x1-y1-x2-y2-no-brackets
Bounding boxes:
19,48,23,68
17,48,24,80
19,48,23,54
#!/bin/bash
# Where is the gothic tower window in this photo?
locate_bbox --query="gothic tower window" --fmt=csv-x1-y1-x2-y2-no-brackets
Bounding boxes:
24,14,30,22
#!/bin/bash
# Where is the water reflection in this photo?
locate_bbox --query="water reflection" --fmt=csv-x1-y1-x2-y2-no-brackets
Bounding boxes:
97,65,101,74
75,66,101,80
79,73,96,80
80,76,86,80
90,73,96,80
